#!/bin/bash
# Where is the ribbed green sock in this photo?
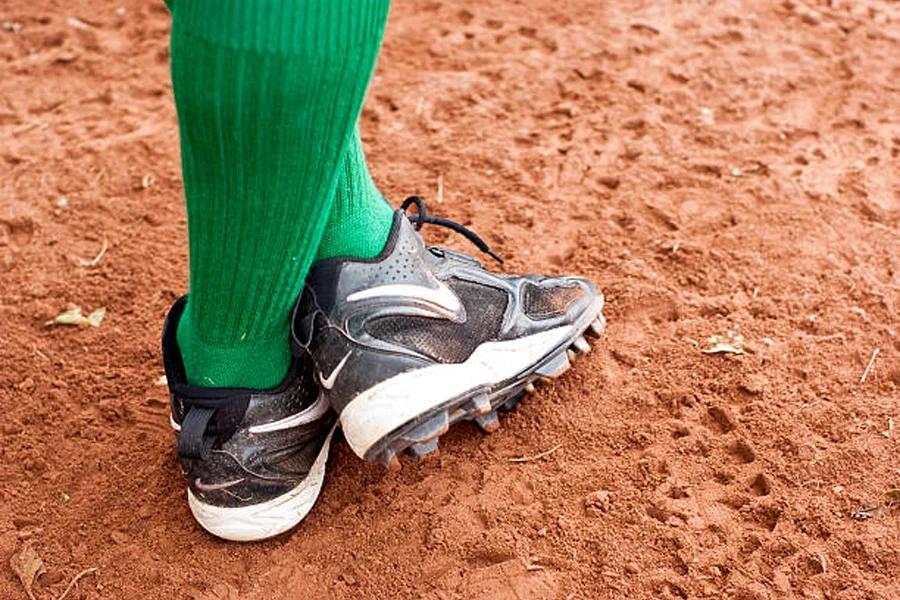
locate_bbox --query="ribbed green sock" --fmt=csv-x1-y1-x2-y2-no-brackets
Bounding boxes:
169,0,390,389
315,129,395,261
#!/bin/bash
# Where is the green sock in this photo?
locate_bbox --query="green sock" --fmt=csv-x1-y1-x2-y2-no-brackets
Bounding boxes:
315,129,395,260
169,0,390,389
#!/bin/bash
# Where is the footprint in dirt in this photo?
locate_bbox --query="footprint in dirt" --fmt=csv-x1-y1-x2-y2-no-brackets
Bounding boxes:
456,559,558,600
0,216,36,272
185,582,240,600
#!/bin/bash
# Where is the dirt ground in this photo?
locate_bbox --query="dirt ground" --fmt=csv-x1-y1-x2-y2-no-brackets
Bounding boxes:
2,0,899,598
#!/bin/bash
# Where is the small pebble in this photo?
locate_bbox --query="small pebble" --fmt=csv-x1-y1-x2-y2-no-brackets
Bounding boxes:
111,530,131,544
585,490,612,513
740,374,767,395
800,8,823,25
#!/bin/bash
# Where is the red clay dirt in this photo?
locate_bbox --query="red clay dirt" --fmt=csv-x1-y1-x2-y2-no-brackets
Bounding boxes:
2,0,899,598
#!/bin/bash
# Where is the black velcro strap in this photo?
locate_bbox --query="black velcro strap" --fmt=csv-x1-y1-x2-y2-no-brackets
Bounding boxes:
177,407,216,459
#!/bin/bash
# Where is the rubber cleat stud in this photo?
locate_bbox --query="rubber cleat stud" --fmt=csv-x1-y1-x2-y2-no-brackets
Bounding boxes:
586,318,605,338
464,394,491,417
498,392,524,413
380,449,401,471
474,411,500,433
407,438,439,459
572,336,591,354
405,411,449,444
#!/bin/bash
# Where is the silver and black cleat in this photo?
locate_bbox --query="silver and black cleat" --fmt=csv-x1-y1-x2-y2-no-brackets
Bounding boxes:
293,197,606,469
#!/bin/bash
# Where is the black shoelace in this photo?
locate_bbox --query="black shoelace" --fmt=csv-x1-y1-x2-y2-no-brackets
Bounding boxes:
400,196,504,264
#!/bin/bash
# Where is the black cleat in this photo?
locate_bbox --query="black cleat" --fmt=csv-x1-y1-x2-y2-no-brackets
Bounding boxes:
163,297,337,541
292,197,605,468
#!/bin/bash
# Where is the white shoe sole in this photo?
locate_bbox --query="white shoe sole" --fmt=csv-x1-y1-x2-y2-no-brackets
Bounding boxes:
340,324,577,460
186,423,336,542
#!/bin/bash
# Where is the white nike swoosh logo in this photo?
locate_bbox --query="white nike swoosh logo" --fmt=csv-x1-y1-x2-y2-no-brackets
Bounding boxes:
247,392,330,434
346,280,462,315
318,352,351,391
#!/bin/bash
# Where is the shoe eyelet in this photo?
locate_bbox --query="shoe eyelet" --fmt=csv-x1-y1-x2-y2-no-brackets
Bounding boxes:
429,247,445,258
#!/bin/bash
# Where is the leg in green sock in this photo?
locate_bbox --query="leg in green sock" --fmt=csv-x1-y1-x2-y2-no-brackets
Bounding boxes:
314,128,395,261
170,0,391,389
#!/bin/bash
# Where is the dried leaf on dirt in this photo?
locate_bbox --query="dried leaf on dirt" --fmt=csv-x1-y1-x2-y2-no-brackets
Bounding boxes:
46,306,106,327
849,506,882,521
702,343,746,355
850,489,900,521
9,542,45,600
702,333,752,355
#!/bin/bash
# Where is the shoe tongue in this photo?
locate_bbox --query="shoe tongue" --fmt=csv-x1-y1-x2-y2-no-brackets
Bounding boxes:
388,209,424,252
397,210,431,251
